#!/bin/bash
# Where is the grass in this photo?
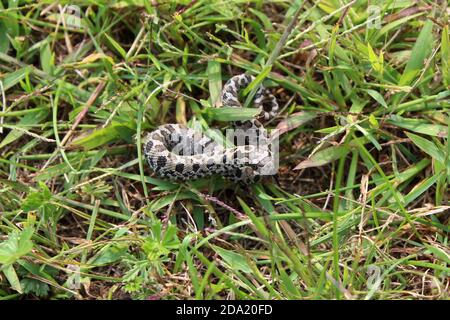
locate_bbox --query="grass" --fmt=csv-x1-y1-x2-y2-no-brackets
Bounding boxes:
0,0,449,300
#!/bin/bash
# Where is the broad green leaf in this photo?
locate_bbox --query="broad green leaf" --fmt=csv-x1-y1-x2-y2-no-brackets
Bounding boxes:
294,145,350,170
35,155,83,181
207,60,222,107
0,66,32,91
90,245,128,266
278,267,301,297
5,0,19,38
243,66,272,96
317,0,338,14
20,278,50,297
0,227,34,265
161,224,180,248
76,53,114,66
142,239,170,261
71,121,135,150
238,196,269,238
0,19,10,53
375,12,424,43
40,40,54,75
207,107,260,121
355,124,381,151
248,8,274,31
368,114,379,128
424,244,450,265
212,246,252,273
111,171,177,191
2,264,22,293
364,89,388,109
389,116,448,137
22,181,53,212
104,33,127,59
0,108,50,149
399,20,434,86
275,111,317,135
442,26,450,87
367,43,383,73
149,192,194,212
406,261,450,273
142,223,179,262
405,132,445,164
403,174,439,206
0,178,30,193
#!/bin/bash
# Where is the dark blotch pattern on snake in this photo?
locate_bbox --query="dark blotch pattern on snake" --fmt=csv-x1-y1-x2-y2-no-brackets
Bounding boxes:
143,74,279,184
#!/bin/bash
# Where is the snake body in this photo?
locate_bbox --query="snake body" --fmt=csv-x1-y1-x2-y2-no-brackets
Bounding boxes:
143,74,278,183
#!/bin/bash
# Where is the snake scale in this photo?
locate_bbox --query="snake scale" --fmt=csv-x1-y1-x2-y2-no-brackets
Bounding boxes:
143,74,279,183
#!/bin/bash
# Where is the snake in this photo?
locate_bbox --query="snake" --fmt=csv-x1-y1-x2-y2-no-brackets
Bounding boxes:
143,74,279,184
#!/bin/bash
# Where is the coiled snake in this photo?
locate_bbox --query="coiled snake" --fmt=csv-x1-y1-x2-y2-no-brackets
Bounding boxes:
143,74,279,184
